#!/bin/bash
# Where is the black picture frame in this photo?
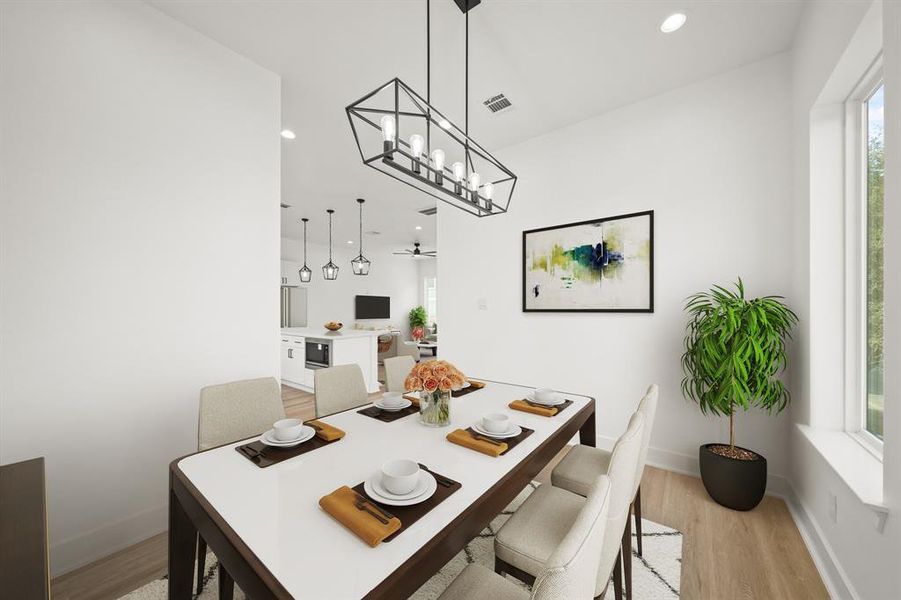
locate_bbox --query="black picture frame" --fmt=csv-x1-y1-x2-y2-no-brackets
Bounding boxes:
522,210,654,313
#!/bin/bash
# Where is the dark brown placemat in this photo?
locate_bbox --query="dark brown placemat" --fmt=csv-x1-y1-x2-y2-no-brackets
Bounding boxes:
236,434,342,468
464,425,534,455
357,404,419,423
452,381,486,398
353,467,461,542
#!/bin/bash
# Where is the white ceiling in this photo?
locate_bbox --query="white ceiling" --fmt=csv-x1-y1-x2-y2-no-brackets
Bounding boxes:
150,0,804,248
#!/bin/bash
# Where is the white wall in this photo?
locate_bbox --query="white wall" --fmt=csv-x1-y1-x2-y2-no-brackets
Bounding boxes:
418,258,437,322
789,1,901,598
281,239,419,337
439,55,795,481
0,1,280,575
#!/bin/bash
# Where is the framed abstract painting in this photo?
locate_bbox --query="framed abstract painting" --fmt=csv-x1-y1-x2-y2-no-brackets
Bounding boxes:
522,210,654,313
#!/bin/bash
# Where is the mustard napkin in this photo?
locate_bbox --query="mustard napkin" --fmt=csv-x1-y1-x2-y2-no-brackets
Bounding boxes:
403,394,420,407
467,380,486,390
306,420,345,442
447,428,508,457
509,399,559,417
319,486,401,547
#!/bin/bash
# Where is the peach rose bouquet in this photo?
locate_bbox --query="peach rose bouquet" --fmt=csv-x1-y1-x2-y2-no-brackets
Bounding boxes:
405,360,466,426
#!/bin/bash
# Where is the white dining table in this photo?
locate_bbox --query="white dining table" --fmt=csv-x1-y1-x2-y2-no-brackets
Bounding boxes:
168,379,596,599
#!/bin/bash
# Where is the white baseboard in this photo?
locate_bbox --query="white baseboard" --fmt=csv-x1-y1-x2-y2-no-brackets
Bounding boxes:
50,503,167,577
588,436,853,600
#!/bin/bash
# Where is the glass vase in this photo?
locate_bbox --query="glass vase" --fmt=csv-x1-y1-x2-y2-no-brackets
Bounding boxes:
419,390,451,427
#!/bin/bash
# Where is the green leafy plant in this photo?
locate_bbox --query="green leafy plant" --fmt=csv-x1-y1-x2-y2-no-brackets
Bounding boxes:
409,305,428,330
681,279,798,452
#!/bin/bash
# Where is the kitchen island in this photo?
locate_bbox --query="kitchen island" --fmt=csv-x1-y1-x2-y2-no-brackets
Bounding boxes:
280,327,383,393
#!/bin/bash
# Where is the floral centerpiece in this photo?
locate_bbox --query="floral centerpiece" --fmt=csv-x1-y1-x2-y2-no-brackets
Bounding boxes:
411,326,425,342
405,360,466,427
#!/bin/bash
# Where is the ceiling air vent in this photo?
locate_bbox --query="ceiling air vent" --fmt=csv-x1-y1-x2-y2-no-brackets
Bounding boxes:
419,207,438,216
483,93,512,114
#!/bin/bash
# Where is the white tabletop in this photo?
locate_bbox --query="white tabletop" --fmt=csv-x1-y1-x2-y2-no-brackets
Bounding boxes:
177,381,592,599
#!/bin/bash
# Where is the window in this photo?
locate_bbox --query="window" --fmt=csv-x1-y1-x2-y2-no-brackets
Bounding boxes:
424,277,437,326
865,83,884,440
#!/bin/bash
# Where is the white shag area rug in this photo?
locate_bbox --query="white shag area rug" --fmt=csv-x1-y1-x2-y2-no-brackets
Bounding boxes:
121,483,681,599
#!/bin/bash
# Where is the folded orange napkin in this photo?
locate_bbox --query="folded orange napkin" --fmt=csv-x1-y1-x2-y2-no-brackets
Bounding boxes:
509,399,559,417
403,393,420,407
319,486,401,547
446,428,508,457
306,420,345,442
467,380,486,389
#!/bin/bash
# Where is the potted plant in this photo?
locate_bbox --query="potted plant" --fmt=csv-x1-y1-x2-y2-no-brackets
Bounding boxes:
409,306,427,335
681,279,798,511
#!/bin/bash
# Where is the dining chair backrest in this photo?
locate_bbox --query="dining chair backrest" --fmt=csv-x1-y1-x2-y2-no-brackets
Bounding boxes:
632,384,659,497
198,377,284,451
594,411,645,597
530,475,612,600
314,364,368,417
384,355,416,393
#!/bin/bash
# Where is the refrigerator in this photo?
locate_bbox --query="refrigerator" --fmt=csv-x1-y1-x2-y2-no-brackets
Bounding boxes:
280,286,308,327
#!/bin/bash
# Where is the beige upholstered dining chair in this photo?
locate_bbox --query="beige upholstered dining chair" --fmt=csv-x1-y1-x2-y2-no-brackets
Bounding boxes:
494,412,645,600
552,383,658,592
438,475,612,600
384,355,416,393
314,363,368,417
196,376,285,596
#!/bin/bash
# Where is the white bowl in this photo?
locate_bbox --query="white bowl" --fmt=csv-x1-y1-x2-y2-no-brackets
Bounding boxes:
381,459,420,495
534,388,560,405
482,413,510,434
272,418,304,441
381,392,404,408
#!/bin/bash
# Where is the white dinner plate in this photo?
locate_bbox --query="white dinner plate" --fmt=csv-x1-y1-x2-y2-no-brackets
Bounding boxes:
460,381,472,389
260,426,315,447
524,392,565,407
373,399,413,412
471,422,523,439
363,471,437,506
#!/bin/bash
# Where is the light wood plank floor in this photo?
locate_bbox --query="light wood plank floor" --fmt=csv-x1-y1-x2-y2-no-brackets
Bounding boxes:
52,390,827,600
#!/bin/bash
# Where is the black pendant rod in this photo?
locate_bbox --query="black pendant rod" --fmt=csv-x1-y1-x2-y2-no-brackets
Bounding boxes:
357,199,364,253
327,209,334,261
426,0,431,155
465,10,471,174
302,218,309,266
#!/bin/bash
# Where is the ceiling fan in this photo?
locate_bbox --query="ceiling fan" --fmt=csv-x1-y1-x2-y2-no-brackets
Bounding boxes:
394,242,436,259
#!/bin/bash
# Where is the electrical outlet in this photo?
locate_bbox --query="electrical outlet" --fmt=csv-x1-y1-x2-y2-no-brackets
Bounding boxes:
477,297,488,310
828,492,838,523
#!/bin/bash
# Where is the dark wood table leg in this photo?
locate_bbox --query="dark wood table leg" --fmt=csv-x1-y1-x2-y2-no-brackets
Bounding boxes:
579,406,596,447
168,484,197,600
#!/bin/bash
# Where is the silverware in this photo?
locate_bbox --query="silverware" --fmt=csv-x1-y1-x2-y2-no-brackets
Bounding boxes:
469,432,504,446
354,493,395,521
523,399,551,408
418,463,454,487
354,499,389,524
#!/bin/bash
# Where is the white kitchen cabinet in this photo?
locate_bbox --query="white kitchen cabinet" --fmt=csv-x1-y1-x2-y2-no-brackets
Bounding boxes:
280,260,302,287
280,336,306,385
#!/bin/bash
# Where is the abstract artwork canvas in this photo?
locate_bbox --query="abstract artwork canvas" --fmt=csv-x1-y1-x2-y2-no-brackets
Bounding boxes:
522,210,654,312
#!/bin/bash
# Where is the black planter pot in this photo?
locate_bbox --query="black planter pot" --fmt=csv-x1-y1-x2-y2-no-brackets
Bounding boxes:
698,443,767,511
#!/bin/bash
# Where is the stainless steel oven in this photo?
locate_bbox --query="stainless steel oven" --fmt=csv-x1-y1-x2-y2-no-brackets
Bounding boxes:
304,339,331,369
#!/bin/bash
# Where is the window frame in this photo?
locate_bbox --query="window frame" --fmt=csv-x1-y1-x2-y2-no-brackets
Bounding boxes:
844,54,884,457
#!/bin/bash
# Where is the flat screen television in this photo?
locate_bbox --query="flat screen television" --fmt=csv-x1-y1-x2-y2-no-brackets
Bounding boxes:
355,295,390,319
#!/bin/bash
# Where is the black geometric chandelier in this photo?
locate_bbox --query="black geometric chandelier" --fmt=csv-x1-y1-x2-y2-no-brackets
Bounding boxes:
346,0,516,217
322,209,339,280
351,198,371,275
298,217,312,283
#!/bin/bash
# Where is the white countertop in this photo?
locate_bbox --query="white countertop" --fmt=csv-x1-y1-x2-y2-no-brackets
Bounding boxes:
281,327,387,340
177,381,593,599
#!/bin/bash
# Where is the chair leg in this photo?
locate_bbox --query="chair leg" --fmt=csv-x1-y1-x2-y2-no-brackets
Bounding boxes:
634,485,643,557
494,556,506,576
195,534,207,595
612,550,624,600
218,562,235,600
622,514,632,600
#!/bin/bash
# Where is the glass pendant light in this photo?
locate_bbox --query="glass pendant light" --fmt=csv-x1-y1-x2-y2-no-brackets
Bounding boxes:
322,209,339,280
298,218,312,283
430,148,445,184
351,198,371,276
482,182,494,212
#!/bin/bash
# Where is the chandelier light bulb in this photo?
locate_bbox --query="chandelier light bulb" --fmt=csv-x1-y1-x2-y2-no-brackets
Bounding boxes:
431,149,446,184
468,172,481,204
409,134,425,174
451,162,465,195
482,182,494,212
380,115,396,158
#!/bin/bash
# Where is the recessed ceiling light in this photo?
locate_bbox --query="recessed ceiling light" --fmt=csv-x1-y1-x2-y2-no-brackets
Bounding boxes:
347,240,354,244
280,129,296,139
415,226,422,230
439,119,451,130
660,13,686,33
